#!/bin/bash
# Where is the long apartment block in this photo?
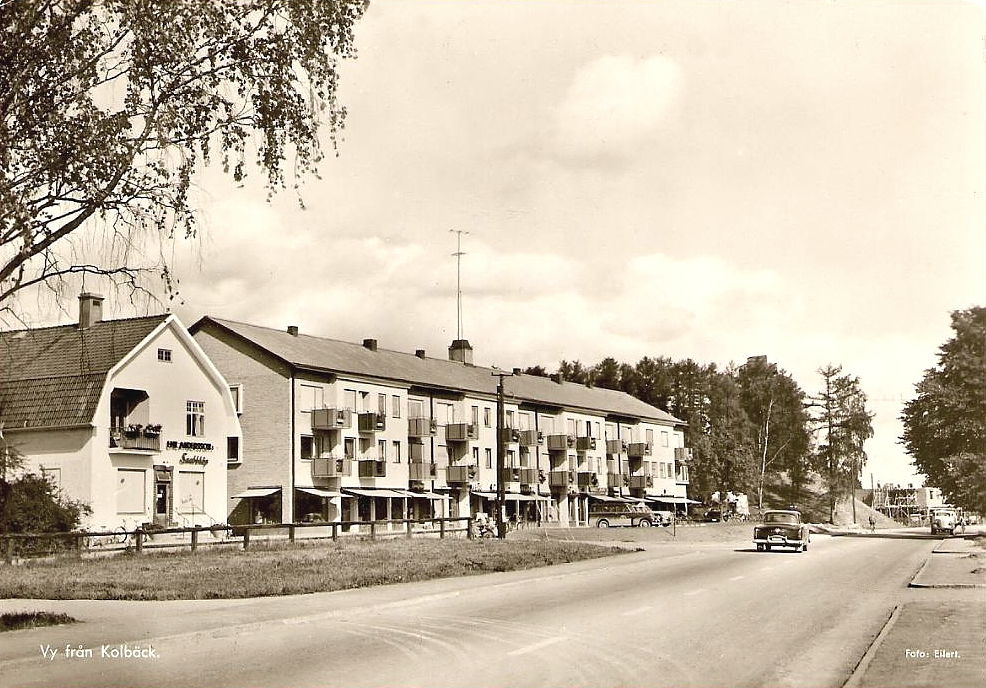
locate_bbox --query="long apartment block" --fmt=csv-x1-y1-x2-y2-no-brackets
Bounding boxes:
190,317,692,527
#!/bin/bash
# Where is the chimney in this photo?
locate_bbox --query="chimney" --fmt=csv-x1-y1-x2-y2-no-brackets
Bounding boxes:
448,339,473,365
415,349,426,359
287,325,299,336
78,293,104,329
363,338,378,351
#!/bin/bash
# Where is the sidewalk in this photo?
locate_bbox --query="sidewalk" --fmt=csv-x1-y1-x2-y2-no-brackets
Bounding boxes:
848,534,986,688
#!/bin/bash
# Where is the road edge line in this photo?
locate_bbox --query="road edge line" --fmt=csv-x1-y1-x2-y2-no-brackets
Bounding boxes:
842,604,901,688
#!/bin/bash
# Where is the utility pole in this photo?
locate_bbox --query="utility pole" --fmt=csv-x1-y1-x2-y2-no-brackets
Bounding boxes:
492,369,518,539
450,229,469,341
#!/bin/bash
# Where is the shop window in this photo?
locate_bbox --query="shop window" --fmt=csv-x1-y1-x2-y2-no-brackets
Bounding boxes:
116,469,146,514
177,471,205,514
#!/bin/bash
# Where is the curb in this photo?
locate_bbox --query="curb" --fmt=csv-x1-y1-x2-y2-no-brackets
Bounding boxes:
842,604,901,688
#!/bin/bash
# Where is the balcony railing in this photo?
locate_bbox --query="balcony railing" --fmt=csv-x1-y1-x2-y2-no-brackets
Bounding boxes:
518,430,544,447
518,468,537,485
409,462,437,481
607,472,622,488
446,464,476,483
498,428,521,444
674,447,694,461
408,417,438,438
548,470,573,488
576,437,597,452
577,471,596,488
606,439,627,455
627,442,652,458
629,475,653,490
358,412,387,434
312,408,352,431
408,442,429,463
312,457,352,478
547,434,575,452
109,426,161,451
445,423,478,442
358,459,387,478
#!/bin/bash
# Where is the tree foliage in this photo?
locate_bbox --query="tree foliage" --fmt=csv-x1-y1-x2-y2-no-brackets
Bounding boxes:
807,364,874,522
0,0,366,312
0,444,91,533
900,306,986,513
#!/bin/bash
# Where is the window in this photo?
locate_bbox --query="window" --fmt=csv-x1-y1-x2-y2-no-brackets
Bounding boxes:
518,412,531,431
606,423,615,440
392,395,401,418
646,428,654,445
472,447,479,466
177,471,205,514
227,437,240,463
300,435,315,460
595,422,601,439
359,391,369,412
409,399,424,419
520,448,530,467
40,466,62,489
229,384,243,414
392,440,401,463
472,406,480,426
661,431,669,447
659,463,666,478
344,389,358,411
505,410,514,428
116,469,146,514
157,348,172,362
585,420,592,437
300,384,323,412
377,440,387,461
485,448,492,469
567,418,577,436
484,407,491,427
186,401,205,437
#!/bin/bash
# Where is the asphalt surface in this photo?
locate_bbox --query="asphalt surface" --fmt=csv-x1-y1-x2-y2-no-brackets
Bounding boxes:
0,525,982,688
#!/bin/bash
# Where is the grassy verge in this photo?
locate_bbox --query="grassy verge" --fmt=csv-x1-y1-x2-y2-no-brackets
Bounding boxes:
0,538,628,601
0,611,77,632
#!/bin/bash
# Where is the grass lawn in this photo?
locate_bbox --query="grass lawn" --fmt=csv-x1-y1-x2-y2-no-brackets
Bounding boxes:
0,611,77,632
0,538,630,601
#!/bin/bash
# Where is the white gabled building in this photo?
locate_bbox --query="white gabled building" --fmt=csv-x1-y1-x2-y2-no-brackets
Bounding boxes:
0,294,242,530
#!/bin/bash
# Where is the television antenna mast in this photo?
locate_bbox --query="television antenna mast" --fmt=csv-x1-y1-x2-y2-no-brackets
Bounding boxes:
450,229,469,340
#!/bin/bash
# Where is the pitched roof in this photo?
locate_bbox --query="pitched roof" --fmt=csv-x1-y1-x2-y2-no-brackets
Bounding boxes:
0,316,168,430
193,317,683,425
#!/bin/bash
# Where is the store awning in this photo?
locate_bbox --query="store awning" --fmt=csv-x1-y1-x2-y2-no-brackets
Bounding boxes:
643,495,699,504
231,487,281,499
408,491,452,501
296,487,346,499
472,491,543,501
343,488,411,499
588,494,634,502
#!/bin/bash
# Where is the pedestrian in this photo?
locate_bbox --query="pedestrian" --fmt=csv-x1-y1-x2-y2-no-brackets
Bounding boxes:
868,514,875,532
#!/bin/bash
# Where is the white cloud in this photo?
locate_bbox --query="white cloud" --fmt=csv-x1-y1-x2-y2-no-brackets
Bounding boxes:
552,54,684,162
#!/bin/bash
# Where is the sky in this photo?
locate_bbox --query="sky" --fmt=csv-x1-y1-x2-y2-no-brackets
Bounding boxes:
19,1,986,488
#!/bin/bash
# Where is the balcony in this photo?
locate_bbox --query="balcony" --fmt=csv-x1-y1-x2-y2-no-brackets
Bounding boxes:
548,470,573,488
629,475,653,490
358,412,387,434
518,430,544,447
547,434,575,452
576,437,597,452
674,447,694,462
408,441,429,462
518,468,537,485
312,457,352,478
409,462,437,481
408,417,438,438
446,423,478,442
499,428,521,444
109,425,161,451
358,459,387,478
446,464,476,484
606,439,627,455
607,472,622,488
577,471,596,488
500,467,521,484
627,442,652,458
312,408,352,431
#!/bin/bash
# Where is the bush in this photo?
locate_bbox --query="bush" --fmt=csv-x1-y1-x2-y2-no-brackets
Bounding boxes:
0,473,91,534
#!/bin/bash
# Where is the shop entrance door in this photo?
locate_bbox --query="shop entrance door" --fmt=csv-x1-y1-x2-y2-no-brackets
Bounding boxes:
155,480,171,527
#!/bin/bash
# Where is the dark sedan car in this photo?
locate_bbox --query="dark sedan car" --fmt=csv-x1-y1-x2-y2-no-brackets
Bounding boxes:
753,509,810,552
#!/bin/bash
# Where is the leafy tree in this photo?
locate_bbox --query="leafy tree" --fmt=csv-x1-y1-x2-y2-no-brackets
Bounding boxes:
807,365,874,523
737,357,811,511
699,371,757,502
0,0,366,313
557,360,590,384
900,306,986,514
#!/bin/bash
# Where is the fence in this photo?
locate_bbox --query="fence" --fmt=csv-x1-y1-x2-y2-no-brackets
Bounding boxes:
0,517,474,563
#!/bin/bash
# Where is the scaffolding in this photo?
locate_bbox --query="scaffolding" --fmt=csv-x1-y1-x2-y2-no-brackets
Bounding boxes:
872,485,921,524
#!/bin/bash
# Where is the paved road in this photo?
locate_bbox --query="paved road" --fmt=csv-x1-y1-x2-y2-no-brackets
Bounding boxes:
0,534,941,688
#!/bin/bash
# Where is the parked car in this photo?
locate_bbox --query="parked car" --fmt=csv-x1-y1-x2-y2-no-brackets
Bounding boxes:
753,509,810,552
704,508,723,522
590,502,656,528
652,510,674,527
930,508,958,536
